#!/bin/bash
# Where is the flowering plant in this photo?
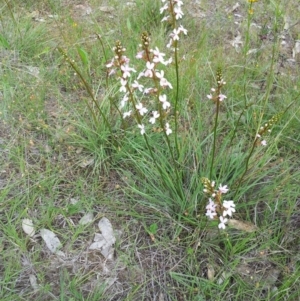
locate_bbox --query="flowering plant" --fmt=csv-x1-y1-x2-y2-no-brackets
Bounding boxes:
202,178,236,229
58,0,289,233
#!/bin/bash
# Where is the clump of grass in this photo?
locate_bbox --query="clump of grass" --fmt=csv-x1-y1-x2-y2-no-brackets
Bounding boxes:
57,0,300,298
62,0,294,230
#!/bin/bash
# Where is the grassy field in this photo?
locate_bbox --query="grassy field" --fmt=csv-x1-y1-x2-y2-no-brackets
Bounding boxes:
1,0,300,300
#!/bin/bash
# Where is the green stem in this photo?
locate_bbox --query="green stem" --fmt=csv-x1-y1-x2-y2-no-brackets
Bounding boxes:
174,42,180,158
3,0,22,42
233,137,258,199
96,34,109,89
210,100,220,180
241,2,253,107
233,101,294,200
57,47,113,137
229,101,254,146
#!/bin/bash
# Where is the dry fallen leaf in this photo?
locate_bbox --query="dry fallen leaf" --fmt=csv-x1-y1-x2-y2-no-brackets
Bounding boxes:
29,274,39,291
247,48,258,55
74,4,92,15
89,233,107,250
40,228,65,257
22,219,35,237
217,271,232,285
98,217,116,245
226,2,240,14
230,32,243,52
79,212,94,225
207,263,215,281
228,219,258,232
26,66,40,77
99,6,114,13
89,217,116,260
292,41,300,58
283,15,290,30
236,263,280,289
79,157,95,168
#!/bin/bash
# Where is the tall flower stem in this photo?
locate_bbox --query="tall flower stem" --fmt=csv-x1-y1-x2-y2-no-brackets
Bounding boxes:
229,102,254,146
241,1,254,108
210,99,220,180
233,136,258,199
208,70,226,179
163,0,187,159
58,47,115,143
233,103,293,199
173,42,180,158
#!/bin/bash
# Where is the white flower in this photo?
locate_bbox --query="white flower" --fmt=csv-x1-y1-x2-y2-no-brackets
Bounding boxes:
219,94,227,101
132,80,144,92
149,111,160,124
144,87,155,94
120,78,127,87
152,47,166,64
121,64,136,78
159,94,167,102
120,83,127,93
144,61,155,78
160,77,173,89
175,0,184,7
137,72,145,79
261,140,267,146
178,25,188,35
136,50,144,59
206,198,217,219
218,184,229,194
138,124,145,135
206,210,217,219
121,55,129,64
155,69,165,79
166,38,173,49
156,71,173,88
174,6,184,19
165,122,172,135
106,59,114,68
206,198,216,211
123,110,132,118
160,3,168,14
162,57,172,65
147,61,154,69
159,94,171,110
172,28,180,41
120,94,129,108
162,100,171,109
161,16,170,22
223,200,236,217
218,216,228,229
136,103,148,116
108,69,116,76
207,94,213,100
